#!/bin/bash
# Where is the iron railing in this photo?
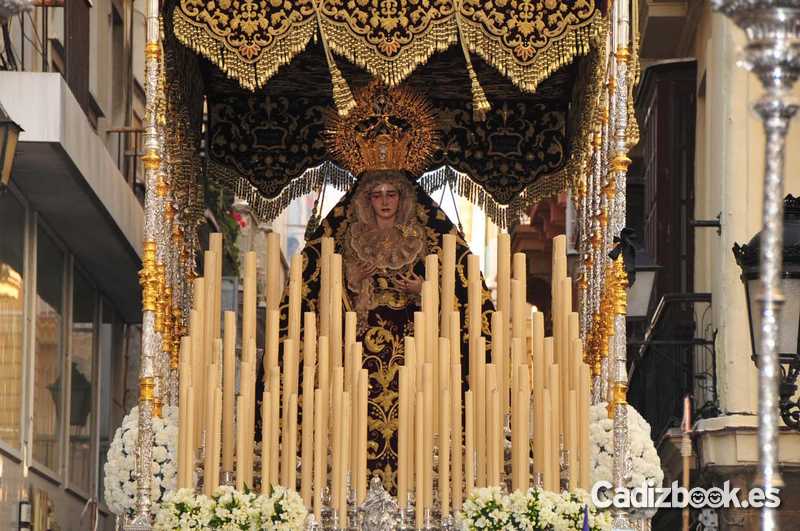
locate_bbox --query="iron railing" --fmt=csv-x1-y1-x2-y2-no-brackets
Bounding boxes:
628,293,719,442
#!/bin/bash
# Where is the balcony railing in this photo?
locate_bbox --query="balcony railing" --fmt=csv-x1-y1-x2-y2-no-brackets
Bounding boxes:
628,293,719,442
106,127,145,204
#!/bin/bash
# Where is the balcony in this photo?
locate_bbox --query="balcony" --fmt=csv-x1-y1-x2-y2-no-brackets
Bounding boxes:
0,71,144,321
628,293,719,442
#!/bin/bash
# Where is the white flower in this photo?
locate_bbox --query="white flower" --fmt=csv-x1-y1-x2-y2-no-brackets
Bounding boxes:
103,405,180,517
590,402,664,519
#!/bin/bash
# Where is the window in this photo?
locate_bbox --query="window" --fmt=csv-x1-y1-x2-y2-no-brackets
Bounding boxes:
0,192,26,449
33,225,65,472
98,300,125,506
68,268,96,493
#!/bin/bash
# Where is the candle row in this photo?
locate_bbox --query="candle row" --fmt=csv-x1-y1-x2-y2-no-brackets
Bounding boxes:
175,230,592,515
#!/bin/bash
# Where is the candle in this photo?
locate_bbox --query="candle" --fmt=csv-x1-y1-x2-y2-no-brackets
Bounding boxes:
350,342,363,481
438,338,450,393
313,389,324,518
242,251,257,355
511,359,521,491
532,313,546,481
474,338,486,486
439,388,451,516
485,365,499,487
560,278,573,406
491,311,506,416
567,389,578,490
357,369,368,503
344,312,357,391
441,234,456,335
497,232,511,354
398,368,409,508
222,311,236,472
423,363,434,507
236,395,245,492
261,391,273,494
318,337,330,484
511,278,525,341
211,389,222,490
282,339,298,460
414,311,426,364
237,360,251,489
332,368,344,510
340,391,350,519
467,255,481,387
301,365,316,506
465,391,475,495
269,366,281,486
185,388,195,489
542,393,554,491
178,337,191,488
203,363,219,496
210,232,223,337
265,231,281,314
288,394,298,491
330,254,343,367
319,237,333,337
450,311,460,367
548,365,561,491
578,364,592,490
513,252,526,307
415,393,425,529
518,387,530,490
450,363,463,511
304,312,317,368
288,272,302,344
266,310,280,373
425,254,439,371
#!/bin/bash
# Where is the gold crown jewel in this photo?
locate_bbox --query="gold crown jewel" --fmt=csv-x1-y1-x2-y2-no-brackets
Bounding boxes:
325,81,441,176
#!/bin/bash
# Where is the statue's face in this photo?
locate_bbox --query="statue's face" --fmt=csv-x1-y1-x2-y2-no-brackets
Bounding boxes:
369,182,400,222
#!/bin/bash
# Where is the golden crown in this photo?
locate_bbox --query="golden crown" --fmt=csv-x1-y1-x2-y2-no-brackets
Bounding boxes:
325,81,440,176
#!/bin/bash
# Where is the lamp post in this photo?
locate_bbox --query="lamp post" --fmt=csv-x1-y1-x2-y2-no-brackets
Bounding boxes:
625,245,659,321
0,101,23,191
734,195,800,429
711,2,800,529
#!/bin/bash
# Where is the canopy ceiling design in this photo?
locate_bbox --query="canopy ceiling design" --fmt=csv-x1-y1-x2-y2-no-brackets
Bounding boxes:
166,0,611,227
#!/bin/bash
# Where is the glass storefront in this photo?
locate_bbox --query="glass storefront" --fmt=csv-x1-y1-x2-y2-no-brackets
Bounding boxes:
33,224,65,472
0,192,26,449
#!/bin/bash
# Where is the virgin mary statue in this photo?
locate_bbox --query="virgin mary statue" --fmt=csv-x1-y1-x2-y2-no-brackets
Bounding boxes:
258,82,495,492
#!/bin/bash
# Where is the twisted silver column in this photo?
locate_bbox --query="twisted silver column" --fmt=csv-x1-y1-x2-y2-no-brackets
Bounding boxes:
711,2,800,530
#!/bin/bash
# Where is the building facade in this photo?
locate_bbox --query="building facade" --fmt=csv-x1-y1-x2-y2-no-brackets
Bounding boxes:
630,3,800,529
0,1,147,529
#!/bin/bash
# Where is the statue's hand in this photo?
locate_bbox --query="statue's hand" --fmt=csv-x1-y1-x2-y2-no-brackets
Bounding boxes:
397,272,423,294
352,261,376,284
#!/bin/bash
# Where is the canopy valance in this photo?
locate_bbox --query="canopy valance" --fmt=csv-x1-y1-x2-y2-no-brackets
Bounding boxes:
165,0,612,227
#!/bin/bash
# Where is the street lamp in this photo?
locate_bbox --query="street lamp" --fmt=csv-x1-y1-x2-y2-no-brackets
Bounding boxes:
733,194,800,430
626,244,660,320
0,101,23,191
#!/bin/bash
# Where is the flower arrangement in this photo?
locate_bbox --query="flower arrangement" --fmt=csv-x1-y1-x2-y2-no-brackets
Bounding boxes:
103,405,179,517
154,485,308,530
461,487,611,531
590,402,664,518
460,486,511,530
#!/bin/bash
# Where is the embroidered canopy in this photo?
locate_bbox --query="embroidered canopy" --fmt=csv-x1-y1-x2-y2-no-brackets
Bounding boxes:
165,0,611,227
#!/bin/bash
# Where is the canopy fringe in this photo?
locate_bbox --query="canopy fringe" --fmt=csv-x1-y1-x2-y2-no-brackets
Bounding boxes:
209,160,356,224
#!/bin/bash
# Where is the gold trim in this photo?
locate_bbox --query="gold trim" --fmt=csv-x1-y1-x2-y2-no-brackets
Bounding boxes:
140,376,155,401
142,149,161,170
140,241,157,312
459,7,603,94
145,41,161,60
607,383,628,416
171,6,317,91
610,154,631,172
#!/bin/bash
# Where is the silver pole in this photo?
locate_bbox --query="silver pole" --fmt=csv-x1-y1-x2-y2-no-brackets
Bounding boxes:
711,2,800,530
126,0,162,528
